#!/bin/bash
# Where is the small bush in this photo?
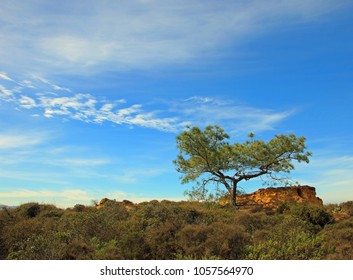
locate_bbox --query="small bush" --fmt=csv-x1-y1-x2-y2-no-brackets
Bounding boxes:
245,217,330,260
340,201,353,216
145,222,180,259
73,204,86,212
64,240,94,260
12,202,41,219
288,203,334,228
320,217,353,260
177,222,250,259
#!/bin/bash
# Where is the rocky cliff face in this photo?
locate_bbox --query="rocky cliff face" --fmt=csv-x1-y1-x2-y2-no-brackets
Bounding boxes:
236,185,323,209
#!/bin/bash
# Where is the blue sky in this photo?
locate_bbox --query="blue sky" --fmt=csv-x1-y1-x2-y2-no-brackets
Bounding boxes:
1,0,353,207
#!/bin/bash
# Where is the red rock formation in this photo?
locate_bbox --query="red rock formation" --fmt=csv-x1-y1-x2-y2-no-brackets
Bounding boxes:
235,185,323,209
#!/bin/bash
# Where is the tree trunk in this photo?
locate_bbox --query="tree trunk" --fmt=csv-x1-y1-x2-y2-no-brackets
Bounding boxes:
232,182,237,206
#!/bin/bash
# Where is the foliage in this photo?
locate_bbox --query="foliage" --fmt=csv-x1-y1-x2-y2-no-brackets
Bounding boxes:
174,125,311,205
320,217,353,259
245,216,330,260
286,203,334,229
0,200,352,260
339,201,353,216
177,222,250,259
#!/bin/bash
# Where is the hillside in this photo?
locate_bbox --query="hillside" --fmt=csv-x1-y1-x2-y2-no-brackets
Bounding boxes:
1,196,353,260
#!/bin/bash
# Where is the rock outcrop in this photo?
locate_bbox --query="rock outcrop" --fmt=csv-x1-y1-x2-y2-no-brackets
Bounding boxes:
235,185,323,209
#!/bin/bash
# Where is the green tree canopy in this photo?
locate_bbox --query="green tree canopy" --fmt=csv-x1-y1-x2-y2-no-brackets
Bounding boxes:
174,125,312,206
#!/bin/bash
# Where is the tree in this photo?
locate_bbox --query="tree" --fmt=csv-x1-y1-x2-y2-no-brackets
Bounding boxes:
174,125,312,206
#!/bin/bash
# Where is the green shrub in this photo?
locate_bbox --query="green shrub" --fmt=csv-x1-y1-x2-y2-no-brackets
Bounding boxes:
320,217,353,259
2,200,352,260
6,231,71,260
58,203,129,242
90,238,124,260
288,203,334,228
246,232,326,260
115,220,150,259
64,240,94,260
245,217,330,260
177,222,250,259
145,222,180,259
73,204,86,212
234,211,278,234
12,202,41,219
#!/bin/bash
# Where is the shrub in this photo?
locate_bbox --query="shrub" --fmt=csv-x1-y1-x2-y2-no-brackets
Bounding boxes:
234,211,278,235
3,200,351,260
177,222,250,259
320,217,353,259
58,203,129,242
12,202,41,219
73,204,86,212
245,217,330,260
2,218,58,250
288,203,334,228
115,220,150,259
64,240,94,260
340,201,353,216
6,231,71,260
90,238,124,260
145,222,180,259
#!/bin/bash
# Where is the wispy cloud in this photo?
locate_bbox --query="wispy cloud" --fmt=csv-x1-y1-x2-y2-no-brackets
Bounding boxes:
1,75,183,132
0,72,14,82
1,75,293,133
0,136,112,171
0,84,15,101
114,167,168,184
51,158,111,168
295,151,353,203
172,96,294,133
0,133,47,150
0,188,89,199
0,189,94,208
0,0,349,75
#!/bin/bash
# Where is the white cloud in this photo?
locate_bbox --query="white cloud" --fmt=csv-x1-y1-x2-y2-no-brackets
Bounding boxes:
0,133,46,150
19,95,37,109
39,93,97,120
0,189,94,208
0,0,349,75
117,104,142,117
0,189,88,199
100,103,115,112
0,72,14,82
0,84,14,101
1,75,293,133
1,75,185,131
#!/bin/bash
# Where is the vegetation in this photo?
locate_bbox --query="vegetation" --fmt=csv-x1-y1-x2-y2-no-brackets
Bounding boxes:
1,200,352,260
174,125,311,206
